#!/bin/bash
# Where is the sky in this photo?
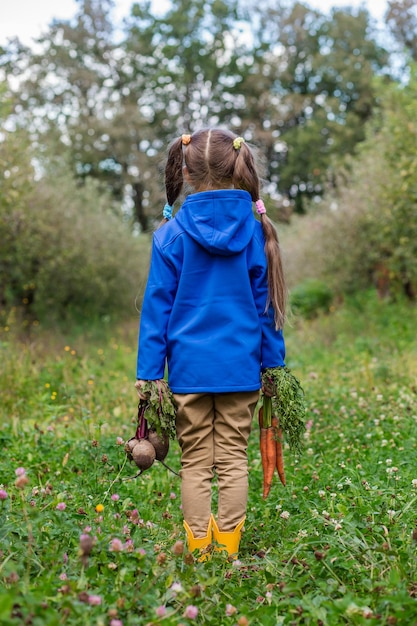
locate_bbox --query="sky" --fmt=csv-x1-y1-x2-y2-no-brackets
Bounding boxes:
0,0,388,46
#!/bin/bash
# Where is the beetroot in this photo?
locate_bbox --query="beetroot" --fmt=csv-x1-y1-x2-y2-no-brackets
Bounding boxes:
131,439,156,471
148,429,169,461
124,437,139,462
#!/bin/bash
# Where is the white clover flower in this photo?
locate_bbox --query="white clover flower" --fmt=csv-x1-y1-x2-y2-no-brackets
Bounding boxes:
298,529,308,538
280,511,290,520
386,458,392,466
318,490,326,498
387,510,396,519
334,522,343,531
411,479,417,488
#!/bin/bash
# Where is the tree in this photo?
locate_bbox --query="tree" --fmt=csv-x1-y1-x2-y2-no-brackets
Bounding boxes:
0,0,393,221
283,71,417,300
386,0,417,61
234,2,391,211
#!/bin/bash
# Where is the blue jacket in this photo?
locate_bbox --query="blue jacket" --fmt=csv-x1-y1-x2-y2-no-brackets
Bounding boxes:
136,189,285,393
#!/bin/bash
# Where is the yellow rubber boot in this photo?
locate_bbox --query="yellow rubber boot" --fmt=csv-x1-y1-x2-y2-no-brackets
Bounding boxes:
183,519,212,561
212,516,245,559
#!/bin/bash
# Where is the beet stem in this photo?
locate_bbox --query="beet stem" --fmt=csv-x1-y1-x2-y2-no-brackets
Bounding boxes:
137,401,149,439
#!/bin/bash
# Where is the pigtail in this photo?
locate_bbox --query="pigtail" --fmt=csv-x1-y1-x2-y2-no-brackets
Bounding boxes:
260,213,287,330
234,141,287,330
158,137,184,227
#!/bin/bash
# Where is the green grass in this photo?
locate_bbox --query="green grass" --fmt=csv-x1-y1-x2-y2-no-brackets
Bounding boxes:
1,292,417,625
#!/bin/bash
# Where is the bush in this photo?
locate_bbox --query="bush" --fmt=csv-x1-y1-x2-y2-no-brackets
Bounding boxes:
0,138,151,323
282,71,417,301
290,279,333,319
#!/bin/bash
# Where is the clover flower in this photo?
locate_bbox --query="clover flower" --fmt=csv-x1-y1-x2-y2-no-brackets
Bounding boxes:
156,606,167,617
170,582,183,595
88,594,102,606
183,605,198,619
110,538,124,552
0,489,8,500
15,474,29,489
225,604,237,616
56,502,66,511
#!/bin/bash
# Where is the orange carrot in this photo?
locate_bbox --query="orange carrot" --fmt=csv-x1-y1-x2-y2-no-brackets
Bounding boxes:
259,406,276,498
262,426,277,498
259,407,268,489
272,416,286,486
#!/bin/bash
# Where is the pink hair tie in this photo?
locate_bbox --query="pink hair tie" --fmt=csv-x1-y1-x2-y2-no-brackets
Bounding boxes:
255,199,266,215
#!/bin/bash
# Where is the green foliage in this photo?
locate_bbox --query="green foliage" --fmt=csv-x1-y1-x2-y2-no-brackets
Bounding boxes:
1,294,417,625
0,141,150,323
241,3,389,212
283,70,417,300
0,0,392,223
140,380,177,440
262,367,306,453
290,279,334,319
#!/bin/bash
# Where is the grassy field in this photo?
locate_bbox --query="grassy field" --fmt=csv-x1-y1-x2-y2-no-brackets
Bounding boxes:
1,292,417,625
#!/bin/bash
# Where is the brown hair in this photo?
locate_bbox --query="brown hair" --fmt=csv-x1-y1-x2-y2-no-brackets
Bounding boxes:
163,128,286,329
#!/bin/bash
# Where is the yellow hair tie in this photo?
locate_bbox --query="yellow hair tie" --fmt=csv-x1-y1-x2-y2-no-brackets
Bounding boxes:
181,134,191,145
233,136,245,150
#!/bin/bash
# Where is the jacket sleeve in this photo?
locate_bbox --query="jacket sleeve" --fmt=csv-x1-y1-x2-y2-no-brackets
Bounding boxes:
249,235,286,370
136,236,178,380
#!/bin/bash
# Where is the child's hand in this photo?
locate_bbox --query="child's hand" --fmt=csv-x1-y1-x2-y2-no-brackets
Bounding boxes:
135,379,150,400
262,376,277,397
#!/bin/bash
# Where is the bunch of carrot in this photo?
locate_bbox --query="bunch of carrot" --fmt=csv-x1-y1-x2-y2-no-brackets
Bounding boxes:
259,366,306,499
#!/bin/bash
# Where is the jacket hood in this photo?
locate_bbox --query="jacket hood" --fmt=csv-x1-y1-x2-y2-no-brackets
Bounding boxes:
175,189,255,256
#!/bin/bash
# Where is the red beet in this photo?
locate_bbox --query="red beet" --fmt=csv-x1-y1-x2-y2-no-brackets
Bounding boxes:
131,439,156,471
148,430,169,461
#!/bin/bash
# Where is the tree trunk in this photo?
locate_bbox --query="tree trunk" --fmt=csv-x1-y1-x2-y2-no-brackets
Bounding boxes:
132,182,148,232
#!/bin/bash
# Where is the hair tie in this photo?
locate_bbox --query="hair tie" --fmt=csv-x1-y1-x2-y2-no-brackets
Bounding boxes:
255,199,266,215
233,136,245,150
163,203,173,219
181,134,191,145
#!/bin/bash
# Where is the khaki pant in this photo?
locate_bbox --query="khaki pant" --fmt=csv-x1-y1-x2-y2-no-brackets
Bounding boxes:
175,391,259,537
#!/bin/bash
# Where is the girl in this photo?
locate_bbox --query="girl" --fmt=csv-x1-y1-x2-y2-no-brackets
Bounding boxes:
135,128,286,559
